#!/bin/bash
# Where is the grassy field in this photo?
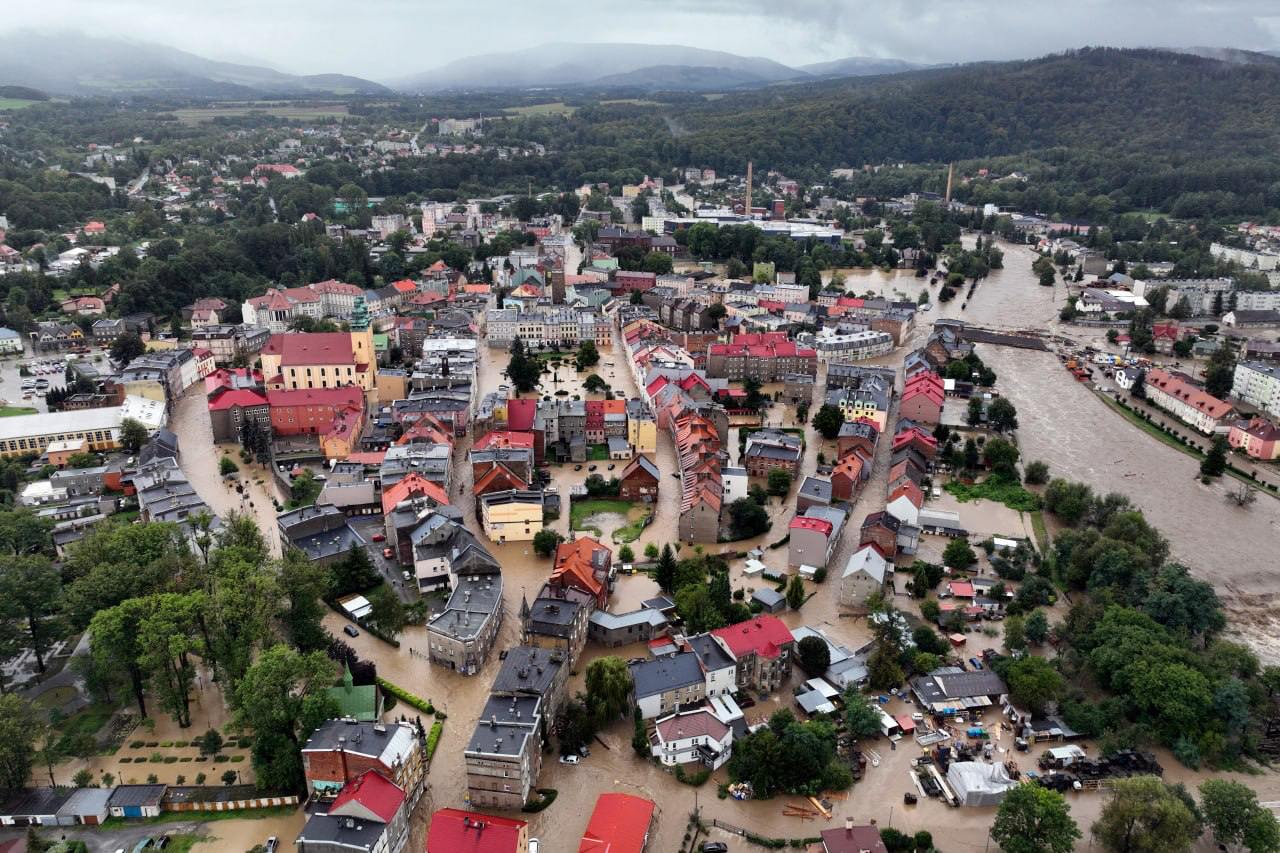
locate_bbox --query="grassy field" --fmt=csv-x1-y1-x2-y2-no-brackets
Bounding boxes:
600,98,665,107
505,101,576,117
171,103,349,124
570,499,634,533
944,475,1042,512
0,98,43,110
0,406,37,417
1029,510,1050,553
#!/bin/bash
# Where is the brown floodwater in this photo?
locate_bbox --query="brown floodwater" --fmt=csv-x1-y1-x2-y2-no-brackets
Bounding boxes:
165,240,1280,852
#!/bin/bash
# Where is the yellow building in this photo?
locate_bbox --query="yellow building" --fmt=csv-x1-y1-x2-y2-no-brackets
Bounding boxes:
375,369,407,406
0,408,121,458
479,489,544,543
628,416,657,456
259,297,376,395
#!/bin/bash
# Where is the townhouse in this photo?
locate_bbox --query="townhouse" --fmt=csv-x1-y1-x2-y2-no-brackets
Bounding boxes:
1144,368,1234,434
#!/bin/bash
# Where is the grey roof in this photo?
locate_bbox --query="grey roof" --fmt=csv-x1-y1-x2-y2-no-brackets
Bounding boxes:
527,597,580,627
642,595,676,612
589,607,668,631
301,720,418,763
466,719,537,757
798,477,832,503
479,693,542,726
57,787,112,817
686,633,734,673
427,574,503,641
745,443,801,462
624,455,660,481
490,645,563,698
628,651,703,699
752,587,786,607
0,787,73,817
107,785,167,808
298,811,388,848
912,669,1008,705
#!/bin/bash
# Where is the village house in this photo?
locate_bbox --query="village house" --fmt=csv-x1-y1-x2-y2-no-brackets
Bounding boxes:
426,809,529,853
629,651,707,719
649,708,734,769
1144,368,1234,433
578,793,655,853
711,615,795,694
1228,416,1280,460
301,720,426,807
840,544,891,608
295,770,410,853
900,371,945,425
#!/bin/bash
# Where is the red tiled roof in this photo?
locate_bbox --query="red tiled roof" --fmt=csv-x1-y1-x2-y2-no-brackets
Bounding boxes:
949,581,975,598
266,386,364,411
553,537,611,601
474,464,528,495
506,398,537,432
262,332,358,367
1145,368,1233,420
328,770,404,825
473,431,534,451
579,793,655,853
654,709,729,743
381,472,449,515
391,279,417,293
207,388,269,411
427,808,526,853
888,480,925,509
789,516,833,535
711,616,794,660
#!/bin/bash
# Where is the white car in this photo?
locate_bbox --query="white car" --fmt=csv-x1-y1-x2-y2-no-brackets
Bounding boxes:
530,841,540,853
558,754,580,765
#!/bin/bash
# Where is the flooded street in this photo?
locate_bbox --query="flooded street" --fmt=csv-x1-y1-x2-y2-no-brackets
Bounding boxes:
147,238,1280,851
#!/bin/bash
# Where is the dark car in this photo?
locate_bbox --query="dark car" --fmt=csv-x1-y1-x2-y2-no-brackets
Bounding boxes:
702,843,729,853
343,625,359,638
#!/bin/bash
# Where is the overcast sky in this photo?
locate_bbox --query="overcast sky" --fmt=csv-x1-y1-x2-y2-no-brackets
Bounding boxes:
4,0,1279,79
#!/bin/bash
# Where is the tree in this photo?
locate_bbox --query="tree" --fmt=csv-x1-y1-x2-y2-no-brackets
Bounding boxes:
988,397,1019,432
330,545,379,597
505,338,541,393
983,437,1020,477
137,592,203,728
943,538,977,570
583,373,609,394
867,644,904,690
843,689,883,739
1204,341,1236,399
89,598,152,717
1201,779,1279,852
574,340,600,371
1201,436,1228,478
811,404,844,440
1004,615,1028,651
618,544,634,563
289,470,321,507
1093,777,1199,853
0,555,63,672
218,457,238,476
727,498,771,539
1025,610,1050,645
1006,656,1065,714
235,645,339,793
655,544,677,593
767,468,792,497
797,635,831,675
1043,479,1094,526
992,784,1080,853
786,574,807,610
967,396,984,426
674,584,726,633
644,543,659,560
0,694,39,789
532,529,563,558
1024,460,1051,485
367,585,406,636
109,332,146,366
278,548,329,652
195,729,225,757
585,656,632,723
119,418,149,455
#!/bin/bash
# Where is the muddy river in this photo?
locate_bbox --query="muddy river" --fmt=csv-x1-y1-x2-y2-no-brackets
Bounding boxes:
163,239,1280,851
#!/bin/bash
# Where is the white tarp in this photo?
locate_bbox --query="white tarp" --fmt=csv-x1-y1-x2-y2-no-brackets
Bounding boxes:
947,761,1018,807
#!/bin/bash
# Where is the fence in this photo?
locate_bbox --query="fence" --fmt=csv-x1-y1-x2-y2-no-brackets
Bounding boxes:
162,794,299,813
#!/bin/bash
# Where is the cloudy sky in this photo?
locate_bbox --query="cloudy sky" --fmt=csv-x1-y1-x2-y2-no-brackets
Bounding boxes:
4,0,1280,79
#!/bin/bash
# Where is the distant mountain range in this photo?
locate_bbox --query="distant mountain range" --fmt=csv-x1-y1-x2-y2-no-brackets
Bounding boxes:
388,42,930,92
0,31,389,98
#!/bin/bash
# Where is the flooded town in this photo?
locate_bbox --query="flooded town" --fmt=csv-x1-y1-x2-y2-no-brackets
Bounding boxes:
4,22,1280,853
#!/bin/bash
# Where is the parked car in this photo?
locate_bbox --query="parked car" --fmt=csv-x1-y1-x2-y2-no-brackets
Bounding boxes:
371,533,385,542
132,840,153,853
588,465,597,472
607,464,615,471
155,836,171,850
265,838,279,853
382,547,395,559
343,625,359,638
558,754,580,765
529,841,540,853
702,843,729,853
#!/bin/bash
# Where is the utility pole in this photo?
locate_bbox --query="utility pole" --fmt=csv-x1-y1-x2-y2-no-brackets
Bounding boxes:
945,162,954,204
745,161,753,215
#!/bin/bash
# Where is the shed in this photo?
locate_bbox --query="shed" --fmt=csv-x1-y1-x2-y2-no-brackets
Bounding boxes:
743,559,767,576
796,690,837,716
56,788,112,826
752,587,786,614
803,677,839,700
107,785,166,819
0,788,72,826
895,714,916,734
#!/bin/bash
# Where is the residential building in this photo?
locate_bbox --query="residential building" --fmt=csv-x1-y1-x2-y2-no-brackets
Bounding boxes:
618,454,660,501
464,693,544,810
820,823,890,853
301,720,426,806
1233,361,1280,420
711,615,795,693
840,544,891,608
649,708,733,769
295,770,409,853
900,371,945,425
629,651,706,719
427,573,504,675
578,793,655,853
587,604,670,646
550,537,612,609
1228,417,1280,460
705,332,817,382
426,809,529,853
479,489,544,542
787,505,847,569
278,504,365,564
1224,309,1280,328
743,429,803,478
520,586,591,666
673,410,723,543
1145,368,1234,433
686,632,737,699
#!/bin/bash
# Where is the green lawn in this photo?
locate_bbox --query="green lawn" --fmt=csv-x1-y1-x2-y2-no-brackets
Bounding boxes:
570,499,634,532
612,511,652,544
587,444,610,461
0,406,37,417
1029,510,1050,553
0,98,42,110
945,475,1042,512
101,805,298,828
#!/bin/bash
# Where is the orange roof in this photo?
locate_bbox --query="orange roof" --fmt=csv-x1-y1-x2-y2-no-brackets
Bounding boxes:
552,537,611,600
391,279,417,293
888,480,925,509
1145,368,1233,420
579,793,655,853
474,464,528,495
381,472,449,515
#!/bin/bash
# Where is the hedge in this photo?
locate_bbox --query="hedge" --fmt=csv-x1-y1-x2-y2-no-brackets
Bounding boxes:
377,677,435,715
426,721,444,760
521,788,558,813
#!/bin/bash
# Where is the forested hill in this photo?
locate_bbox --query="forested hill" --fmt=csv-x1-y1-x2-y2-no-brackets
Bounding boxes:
672,48,1280,170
